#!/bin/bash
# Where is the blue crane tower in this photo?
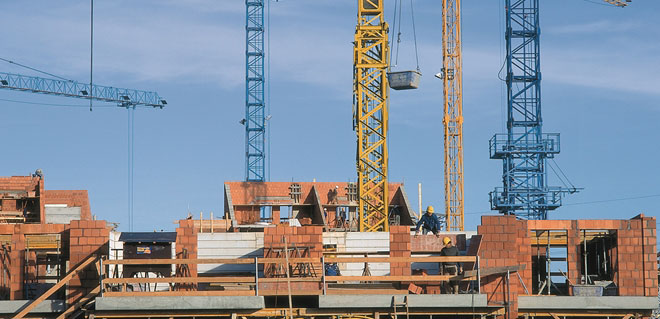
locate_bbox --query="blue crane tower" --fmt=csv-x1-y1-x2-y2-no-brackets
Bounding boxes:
489,0,576,220
244,0,266,181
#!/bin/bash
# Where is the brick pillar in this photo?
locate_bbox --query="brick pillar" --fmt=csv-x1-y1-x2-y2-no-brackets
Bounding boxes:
389,225,411,276
10,229,24,300
478,215,520,319
67,220,109,305
272,206,280,225
567,221,581,286
515,219,531,295
640,216,657,297
175,220,198,276
616,219,646,296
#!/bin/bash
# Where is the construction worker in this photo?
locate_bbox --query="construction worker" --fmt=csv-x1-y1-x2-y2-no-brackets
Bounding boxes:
414,206,441,237
440,236,461,294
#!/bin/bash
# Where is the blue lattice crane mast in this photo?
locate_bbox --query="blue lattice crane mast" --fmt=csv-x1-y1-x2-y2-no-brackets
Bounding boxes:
243,0,266,182
489,0,628,220
0,72,166,108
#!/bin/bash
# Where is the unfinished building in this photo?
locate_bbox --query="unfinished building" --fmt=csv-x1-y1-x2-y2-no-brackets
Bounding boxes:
0,180,656,319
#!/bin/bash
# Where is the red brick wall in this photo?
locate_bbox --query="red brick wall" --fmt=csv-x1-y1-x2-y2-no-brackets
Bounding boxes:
44,190,92,221
263,225,323,277
67,220,109,304
0,176,43,223
0,223,69,300
233,207,261,225
260,225,322,292
225,181,403,208
389,225,411,276
175,220,198,277
477,215,520,318
616,216,658,296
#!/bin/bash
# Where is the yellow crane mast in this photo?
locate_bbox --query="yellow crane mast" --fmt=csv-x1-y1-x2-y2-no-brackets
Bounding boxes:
440,0,464,231
353,0,390,232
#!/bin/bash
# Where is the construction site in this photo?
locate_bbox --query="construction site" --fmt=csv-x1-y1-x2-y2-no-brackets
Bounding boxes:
1,0,658,319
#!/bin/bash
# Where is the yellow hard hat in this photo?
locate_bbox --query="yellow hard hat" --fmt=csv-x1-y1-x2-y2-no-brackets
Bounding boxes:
443,237,451,245
426,205,434,213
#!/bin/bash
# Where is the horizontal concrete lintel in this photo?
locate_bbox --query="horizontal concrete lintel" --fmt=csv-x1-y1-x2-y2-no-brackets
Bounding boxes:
0,300,65,314
95,296,265,311
518,296,658,310
319,294,488,308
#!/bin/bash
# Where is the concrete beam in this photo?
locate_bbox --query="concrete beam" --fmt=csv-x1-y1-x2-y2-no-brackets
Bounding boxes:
319,294,487,308
95,296,265,311
518,296,658,310
0,300,65,314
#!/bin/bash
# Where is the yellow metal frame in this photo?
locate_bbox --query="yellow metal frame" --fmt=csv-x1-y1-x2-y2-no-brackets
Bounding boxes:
442,0,464,231
354,0,390,232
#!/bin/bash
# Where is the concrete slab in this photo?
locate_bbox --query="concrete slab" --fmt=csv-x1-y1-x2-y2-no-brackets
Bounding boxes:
95,296,265,311
0,300,65,313
319,294,487,308
518,296,658,310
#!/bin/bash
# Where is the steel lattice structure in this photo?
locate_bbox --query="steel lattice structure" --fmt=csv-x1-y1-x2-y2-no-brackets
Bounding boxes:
354,0,390,232
489,0,570,220
441,0,464,231
245,0,266,182
0,72,165,108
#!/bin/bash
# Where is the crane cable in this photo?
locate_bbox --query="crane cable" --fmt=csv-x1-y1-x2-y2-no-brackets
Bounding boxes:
389,0,420,72
0,57,72,82
409,0,420,72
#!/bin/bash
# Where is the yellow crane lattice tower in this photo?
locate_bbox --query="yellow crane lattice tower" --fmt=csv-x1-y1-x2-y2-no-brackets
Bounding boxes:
354,0,390,232
441,0,464,231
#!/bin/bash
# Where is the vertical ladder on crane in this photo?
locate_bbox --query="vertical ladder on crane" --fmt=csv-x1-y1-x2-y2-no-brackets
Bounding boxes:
440,0,465,231
353,0,391,232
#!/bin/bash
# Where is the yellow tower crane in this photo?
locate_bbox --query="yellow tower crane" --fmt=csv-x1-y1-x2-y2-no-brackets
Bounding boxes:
439,0,465,231
353,0,390,232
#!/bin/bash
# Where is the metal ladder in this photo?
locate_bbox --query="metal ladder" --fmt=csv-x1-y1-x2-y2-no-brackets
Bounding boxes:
392,296,409,319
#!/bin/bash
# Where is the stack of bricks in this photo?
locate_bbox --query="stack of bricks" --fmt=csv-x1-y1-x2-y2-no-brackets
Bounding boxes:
175,219,198,276
67,220,109,305
411,233,466,252
616,215,657,296
261,224,322,292
389,225,411,276
477,215,520,318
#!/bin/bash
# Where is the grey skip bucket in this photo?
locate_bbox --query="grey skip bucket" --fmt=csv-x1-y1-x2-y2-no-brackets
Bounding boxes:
387,70,421,90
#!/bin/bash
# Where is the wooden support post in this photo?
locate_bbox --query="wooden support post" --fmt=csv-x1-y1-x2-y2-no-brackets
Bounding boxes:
254,257,259,296
284,237,293,319
321,256,326,295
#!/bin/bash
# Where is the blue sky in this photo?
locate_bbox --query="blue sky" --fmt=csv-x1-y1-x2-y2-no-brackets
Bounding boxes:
1,0,658,232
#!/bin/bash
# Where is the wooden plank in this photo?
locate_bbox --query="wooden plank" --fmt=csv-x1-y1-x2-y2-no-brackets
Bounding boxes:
105,273,480,285
106,256,476,266
463,264,525,278
326,275,459,282
55,286,100,319
13,255,97,319
104,277,256,284
103,290,256,297
325,256,476,263
104,258,257,265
